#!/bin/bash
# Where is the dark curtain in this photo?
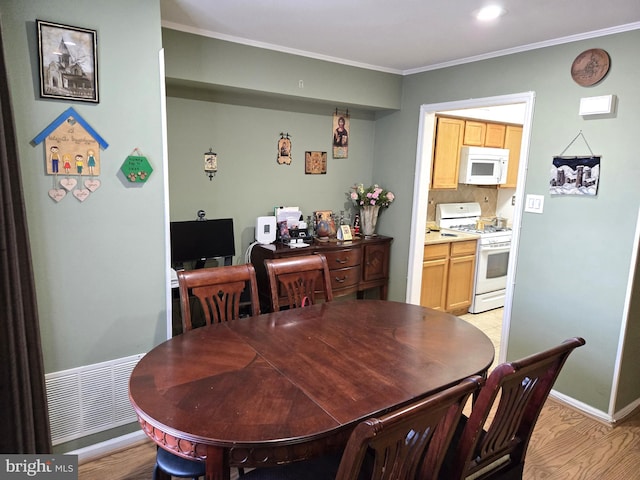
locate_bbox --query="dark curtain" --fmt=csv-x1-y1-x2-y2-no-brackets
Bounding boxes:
0,20,52,453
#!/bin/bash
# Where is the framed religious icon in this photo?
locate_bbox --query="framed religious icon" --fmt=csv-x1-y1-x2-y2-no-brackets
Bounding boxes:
37,20,99,103
204,149,217,180
332,112,349,158
305,151,327,174
277,134,292,165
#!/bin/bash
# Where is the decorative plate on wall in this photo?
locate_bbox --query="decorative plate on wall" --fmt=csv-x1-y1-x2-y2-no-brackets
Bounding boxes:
571,48,610,86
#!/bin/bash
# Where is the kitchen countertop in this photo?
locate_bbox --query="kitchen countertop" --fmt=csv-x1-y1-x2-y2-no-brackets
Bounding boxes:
424,228,480,245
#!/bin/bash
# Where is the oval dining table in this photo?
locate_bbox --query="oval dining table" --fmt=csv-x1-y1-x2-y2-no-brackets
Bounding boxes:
129,299,494,480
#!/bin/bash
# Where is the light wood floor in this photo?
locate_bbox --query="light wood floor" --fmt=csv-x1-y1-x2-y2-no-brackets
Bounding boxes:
81,308,640,479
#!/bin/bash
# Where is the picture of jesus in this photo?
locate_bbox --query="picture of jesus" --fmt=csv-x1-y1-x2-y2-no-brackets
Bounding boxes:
332,113,349,158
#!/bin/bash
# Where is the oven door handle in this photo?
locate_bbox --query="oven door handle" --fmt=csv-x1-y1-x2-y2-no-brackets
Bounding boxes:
481,242,511,249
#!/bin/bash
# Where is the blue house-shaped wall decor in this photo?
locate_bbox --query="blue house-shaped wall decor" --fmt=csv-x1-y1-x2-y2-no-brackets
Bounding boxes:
33,107,108,177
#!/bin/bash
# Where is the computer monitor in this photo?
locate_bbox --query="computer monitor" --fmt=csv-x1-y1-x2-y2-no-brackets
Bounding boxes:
170,218,235,268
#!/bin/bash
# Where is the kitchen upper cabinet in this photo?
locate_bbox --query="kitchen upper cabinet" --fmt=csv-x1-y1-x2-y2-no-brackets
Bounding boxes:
501,125,522,189
463,121,486,146
431,115,522,190
431,117,465,189
484,123,506,148
464,120,507,147
420,239,477,315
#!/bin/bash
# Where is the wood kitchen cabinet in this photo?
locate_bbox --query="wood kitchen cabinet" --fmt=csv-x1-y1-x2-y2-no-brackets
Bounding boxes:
462,121,486,146
420,239,477,315
484,123,506,147
501,125,522,189
432,115,522,190
464,120,507,148
431,117,465,189
251,236,392,312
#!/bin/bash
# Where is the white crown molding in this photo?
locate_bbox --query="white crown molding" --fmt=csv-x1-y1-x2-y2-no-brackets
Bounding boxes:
403,22,640,75
161,20,403,75
161,20,640,76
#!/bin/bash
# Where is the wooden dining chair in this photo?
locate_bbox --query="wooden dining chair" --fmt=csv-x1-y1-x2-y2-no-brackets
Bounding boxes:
155,264,258,480
241,375,483,480
264,254,333,312
440,336,586,480
177,263,260,331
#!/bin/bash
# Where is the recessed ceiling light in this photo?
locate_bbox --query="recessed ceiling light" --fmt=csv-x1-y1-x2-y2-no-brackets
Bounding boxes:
475,5,507,21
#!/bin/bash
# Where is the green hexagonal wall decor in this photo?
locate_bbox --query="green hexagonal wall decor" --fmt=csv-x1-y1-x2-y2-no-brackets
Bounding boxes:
121,154,153,183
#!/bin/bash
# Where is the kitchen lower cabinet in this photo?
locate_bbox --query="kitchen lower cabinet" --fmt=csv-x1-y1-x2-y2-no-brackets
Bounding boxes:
420,243,449,311
251,236,392,312
420,240,477,315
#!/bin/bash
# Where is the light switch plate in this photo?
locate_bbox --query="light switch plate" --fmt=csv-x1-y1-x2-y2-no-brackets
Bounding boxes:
524,194,544,214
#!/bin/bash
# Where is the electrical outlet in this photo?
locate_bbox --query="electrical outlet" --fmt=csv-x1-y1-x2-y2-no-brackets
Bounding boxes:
524,194,544,214
511,195,516,206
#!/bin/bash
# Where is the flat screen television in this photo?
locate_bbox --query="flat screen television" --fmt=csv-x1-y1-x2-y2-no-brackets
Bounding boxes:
170,218,235,268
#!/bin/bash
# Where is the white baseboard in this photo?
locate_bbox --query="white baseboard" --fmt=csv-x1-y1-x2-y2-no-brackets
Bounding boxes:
67,430,149,464
612,396,640,423
549,390,613,424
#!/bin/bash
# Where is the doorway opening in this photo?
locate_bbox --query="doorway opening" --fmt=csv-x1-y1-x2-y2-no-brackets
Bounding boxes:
406,92,536,363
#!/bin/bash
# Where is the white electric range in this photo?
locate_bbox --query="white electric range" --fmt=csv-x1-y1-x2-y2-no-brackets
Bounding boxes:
436,202,512,313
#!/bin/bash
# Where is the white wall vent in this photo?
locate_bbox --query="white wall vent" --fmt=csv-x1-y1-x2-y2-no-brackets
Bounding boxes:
45,353,145,445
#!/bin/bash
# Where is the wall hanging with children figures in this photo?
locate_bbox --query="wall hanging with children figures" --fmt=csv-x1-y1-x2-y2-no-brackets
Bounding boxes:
32,107,108,203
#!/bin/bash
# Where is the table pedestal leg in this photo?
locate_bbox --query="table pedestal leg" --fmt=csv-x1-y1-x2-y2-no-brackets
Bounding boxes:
205,445,229,480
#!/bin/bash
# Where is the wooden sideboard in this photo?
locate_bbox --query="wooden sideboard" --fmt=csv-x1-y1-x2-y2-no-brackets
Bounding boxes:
250,236,392,311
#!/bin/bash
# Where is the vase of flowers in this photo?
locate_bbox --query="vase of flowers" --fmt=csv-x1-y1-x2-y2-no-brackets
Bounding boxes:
349,183,395,237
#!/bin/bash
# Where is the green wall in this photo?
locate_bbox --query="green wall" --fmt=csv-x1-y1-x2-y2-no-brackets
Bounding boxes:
162,28,402,112
2,0,166,449
375,31,640,413
167,96,377,255
163,29,403,264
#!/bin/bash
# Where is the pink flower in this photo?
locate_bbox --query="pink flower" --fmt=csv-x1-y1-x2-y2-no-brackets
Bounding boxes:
348,183,395,209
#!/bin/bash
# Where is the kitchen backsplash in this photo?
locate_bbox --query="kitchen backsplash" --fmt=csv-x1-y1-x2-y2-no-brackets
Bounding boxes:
427,184,498,222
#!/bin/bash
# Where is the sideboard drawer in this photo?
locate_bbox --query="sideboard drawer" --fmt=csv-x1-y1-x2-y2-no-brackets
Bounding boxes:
320,248,362,269
329,266,361,290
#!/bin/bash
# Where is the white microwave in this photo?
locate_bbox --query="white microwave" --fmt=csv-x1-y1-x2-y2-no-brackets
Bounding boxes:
459,146,509,185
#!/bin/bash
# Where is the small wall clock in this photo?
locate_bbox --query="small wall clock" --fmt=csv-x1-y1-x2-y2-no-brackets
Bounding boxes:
571,48,610,87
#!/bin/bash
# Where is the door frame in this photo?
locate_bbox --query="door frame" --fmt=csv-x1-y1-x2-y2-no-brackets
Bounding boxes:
406,92,536,362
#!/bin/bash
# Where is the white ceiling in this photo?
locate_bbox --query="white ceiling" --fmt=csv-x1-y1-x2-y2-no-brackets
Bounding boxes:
160,0,640,74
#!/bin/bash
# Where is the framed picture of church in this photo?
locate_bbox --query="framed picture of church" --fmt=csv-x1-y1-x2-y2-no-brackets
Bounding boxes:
37,20,99,103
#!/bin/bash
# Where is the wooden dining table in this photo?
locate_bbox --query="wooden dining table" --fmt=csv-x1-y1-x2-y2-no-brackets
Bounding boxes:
129,299,494,480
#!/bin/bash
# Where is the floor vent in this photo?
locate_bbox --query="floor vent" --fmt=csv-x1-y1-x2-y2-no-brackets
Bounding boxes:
45,353,144,445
